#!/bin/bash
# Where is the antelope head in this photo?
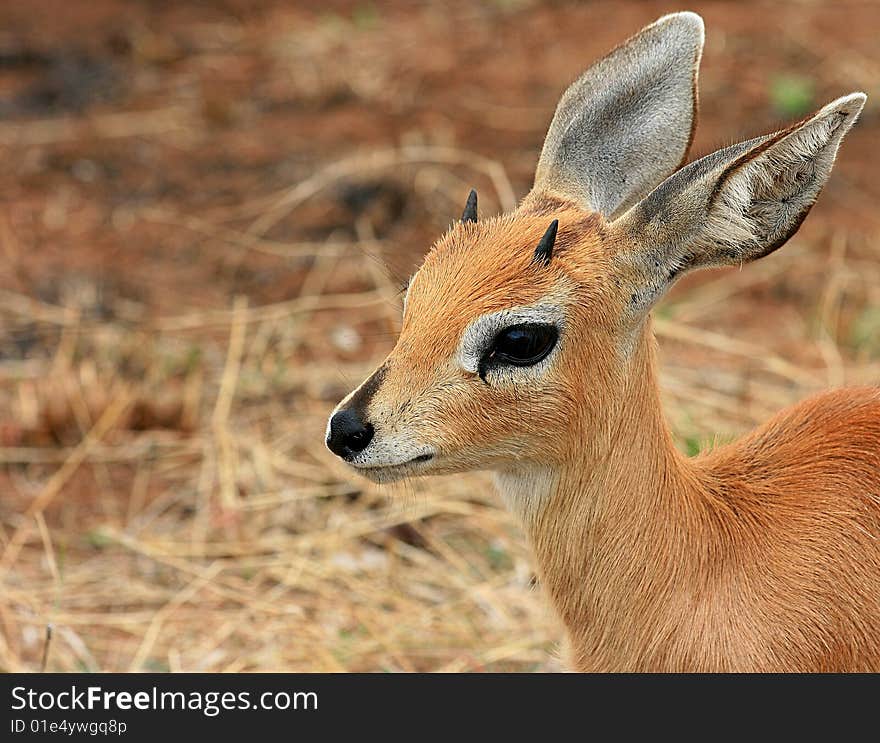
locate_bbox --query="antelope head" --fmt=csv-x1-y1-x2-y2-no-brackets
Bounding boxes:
325,12,865,492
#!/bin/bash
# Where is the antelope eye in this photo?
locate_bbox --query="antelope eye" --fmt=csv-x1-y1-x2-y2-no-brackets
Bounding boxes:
484,323,559,369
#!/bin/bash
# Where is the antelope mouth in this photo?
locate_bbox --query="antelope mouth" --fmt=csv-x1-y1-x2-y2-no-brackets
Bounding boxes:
348,451,436,483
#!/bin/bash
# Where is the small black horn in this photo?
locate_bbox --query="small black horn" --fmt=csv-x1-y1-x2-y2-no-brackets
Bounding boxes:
461,189,478,223
533,219,559,266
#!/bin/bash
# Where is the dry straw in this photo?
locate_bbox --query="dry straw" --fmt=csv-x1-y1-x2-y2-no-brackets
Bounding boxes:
1,120,878,674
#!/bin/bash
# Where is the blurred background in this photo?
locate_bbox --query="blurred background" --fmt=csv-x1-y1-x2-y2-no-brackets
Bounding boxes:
0,0,877,672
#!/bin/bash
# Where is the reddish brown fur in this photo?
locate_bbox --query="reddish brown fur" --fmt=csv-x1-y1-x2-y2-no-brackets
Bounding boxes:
530,324,880,671
351,201,880,672
330,13,876,669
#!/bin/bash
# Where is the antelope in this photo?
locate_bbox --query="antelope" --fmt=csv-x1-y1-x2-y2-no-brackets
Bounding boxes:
325,12,880,672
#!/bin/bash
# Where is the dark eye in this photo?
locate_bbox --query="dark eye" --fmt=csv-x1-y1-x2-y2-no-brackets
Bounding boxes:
481,323,559,376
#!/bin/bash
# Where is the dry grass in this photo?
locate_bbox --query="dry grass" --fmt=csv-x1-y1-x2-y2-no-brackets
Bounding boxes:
0,145,562,672
0,0,878,673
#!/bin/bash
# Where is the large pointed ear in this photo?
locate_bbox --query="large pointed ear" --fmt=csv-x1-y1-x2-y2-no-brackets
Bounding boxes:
611,93,867,313
531,12,704,218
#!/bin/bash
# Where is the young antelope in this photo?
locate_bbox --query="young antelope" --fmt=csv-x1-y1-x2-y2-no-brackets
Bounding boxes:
326,12,879,672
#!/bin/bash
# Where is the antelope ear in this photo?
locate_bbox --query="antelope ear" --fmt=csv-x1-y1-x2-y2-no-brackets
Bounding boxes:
532,12,704,218
612,93,867,312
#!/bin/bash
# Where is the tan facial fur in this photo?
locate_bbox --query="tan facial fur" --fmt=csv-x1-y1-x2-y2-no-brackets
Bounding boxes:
334,205,624,484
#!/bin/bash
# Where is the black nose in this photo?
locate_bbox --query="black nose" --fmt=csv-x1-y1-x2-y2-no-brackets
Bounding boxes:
326,409,374,459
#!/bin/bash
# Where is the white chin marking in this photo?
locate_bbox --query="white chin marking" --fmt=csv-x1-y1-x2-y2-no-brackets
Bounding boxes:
346,438,436,482
351,456,434,484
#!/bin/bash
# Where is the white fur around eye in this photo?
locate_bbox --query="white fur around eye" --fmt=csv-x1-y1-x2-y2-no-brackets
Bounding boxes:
457,303,566,375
